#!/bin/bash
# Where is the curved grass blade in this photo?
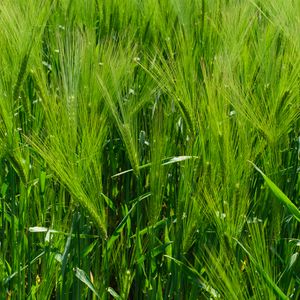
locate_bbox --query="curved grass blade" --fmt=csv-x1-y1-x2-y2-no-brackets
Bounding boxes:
74,267,100,298
112,156,198,178
107,287,121,299
249,161,300,222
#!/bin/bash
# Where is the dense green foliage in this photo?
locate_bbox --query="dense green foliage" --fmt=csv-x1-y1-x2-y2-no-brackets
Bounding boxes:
0,0,299,299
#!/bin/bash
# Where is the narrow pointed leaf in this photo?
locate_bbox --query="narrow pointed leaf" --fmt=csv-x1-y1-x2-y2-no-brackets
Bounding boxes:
249,161,300,222
74,267,100,298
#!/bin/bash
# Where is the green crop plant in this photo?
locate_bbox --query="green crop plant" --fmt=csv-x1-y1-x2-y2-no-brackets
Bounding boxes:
0,0,299,299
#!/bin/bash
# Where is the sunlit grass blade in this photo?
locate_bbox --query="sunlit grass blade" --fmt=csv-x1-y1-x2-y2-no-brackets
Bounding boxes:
107,287,121,299
111,156,199,178
74,267,100,298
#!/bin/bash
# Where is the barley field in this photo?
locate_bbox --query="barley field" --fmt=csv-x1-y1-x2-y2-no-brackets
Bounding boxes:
0,1,299,299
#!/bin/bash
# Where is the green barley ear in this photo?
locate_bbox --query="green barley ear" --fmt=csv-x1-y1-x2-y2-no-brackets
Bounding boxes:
30,68,48,104
97,75,140,177
13,54,29,102
27,135,108,240
120,123,140,177
177,100,195,137
20,89,32,121
7,153,27,185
